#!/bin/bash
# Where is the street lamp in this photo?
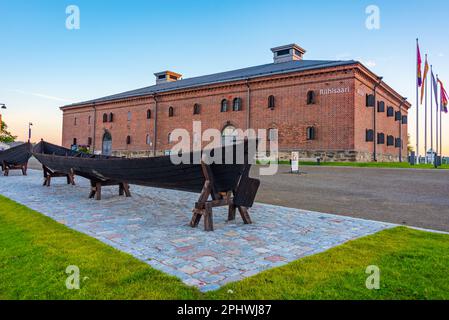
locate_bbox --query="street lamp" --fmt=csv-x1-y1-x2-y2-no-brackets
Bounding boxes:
28,122,33,143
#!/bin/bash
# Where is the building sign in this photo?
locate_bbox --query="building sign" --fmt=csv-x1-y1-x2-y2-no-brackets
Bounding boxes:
319,87,350,95
291,152,299,173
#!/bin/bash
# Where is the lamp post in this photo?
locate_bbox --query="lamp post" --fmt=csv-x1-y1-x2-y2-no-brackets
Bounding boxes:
28,122,33,143
0,103,7,133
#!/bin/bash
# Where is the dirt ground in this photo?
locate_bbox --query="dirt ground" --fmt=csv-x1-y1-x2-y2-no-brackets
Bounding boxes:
251,165,449,233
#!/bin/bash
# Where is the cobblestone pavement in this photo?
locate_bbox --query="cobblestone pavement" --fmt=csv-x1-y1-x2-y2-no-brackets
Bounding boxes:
0,170,393,292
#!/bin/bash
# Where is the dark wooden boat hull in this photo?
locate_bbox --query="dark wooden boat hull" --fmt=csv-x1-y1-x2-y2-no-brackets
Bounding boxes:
33,141,255,193
0,143,32,166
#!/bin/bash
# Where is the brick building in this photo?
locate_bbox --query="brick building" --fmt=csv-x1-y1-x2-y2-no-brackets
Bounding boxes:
60,43,411,162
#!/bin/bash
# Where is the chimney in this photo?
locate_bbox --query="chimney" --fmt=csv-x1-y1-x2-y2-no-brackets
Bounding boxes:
154,70,182,84
271,44,306,63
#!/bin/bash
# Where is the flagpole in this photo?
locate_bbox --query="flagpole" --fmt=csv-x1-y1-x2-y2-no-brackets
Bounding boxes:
440,79,443,159
436,74,439,161
430,65,433,158
424,55,428,162
416,39,419,161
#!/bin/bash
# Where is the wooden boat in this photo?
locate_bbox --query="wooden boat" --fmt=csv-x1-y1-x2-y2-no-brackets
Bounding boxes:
32,140,260,231
0,142,32,176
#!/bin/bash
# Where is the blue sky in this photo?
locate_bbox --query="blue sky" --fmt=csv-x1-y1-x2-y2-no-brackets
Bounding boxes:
0,0,448,154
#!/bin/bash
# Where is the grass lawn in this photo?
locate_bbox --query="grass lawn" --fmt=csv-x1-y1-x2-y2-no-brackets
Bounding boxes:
1,195,448,300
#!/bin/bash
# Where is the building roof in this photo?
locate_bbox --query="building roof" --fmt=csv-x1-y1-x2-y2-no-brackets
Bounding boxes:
62,59,357,108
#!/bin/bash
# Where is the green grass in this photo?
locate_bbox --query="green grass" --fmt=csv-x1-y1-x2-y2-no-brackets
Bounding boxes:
259,160,449,169
1,195,449,300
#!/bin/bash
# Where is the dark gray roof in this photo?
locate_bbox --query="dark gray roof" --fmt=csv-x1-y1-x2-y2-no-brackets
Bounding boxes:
63,59,357,108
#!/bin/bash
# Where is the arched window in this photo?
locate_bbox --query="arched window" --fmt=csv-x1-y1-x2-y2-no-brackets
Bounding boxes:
193,104,200,115
220,99,228,112
74,117,77,126
233,98,242,111
307,91,316,105
377,132,385,144
268,95,275,109
168,106,174,117
88,116,91,124
108,112,114,122
306,127,316,140
87,137,92,146
366,129,374,142
126,135,131,145
146,134,151,145
102,113,108,123
267,128,278,141
127,111,131,121
147,109,151,119
73,138,77,145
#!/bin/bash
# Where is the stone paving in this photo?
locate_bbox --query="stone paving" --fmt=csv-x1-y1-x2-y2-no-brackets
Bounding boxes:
0,170,394,292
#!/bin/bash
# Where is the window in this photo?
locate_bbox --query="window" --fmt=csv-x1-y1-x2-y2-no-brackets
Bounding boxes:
395,138,402,148
306,127,316,140
402,115,408,124
73,138,77,145
366,94,375,107
127,111,131,121
387,135,394,146
233,98,242,111
147,109,151,119
87,137,92,146
103,113,108,123
158,75,166,80
74,117,77,126
146,134,151,145
395,111,402,121
268,95,275,109
307,91,316,105
220,99,228,112
377,101,385,112
108,112,114,122
387,107,394,117
126,135,131,145
222,125,238,145
366,129,374,142
277,49,290,56
88,116,91,124
168,106,174,117
377,132,385,144
193,103,201,115
267,128,278,141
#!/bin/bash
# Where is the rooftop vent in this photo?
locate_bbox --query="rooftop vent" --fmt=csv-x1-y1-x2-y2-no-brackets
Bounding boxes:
271,44,306,63
154,70,182,84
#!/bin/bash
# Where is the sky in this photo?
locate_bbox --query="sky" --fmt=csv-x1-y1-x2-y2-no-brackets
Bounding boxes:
0,0,448,155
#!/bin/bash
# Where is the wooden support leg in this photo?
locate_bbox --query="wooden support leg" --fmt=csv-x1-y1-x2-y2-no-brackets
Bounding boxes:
238,206,252,224
204,203,214,232
95,182,102,200
46,176,51,187
123,183,131,197
228,204,236,221
119,183,124,196
22,164,27,176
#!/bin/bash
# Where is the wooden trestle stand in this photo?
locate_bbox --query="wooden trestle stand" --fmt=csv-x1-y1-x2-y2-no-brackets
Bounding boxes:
190,162,260,232
89,180,131,201
3,161,28,176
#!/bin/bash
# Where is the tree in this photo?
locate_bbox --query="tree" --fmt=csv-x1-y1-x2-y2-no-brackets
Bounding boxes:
0,121,17,143
407,134,414,154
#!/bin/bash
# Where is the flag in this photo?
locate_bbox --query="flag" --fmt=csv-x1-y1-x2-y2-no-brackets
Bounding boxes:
420,56,429,104
439,80,448,113
432,71,439,106
417,42,423,87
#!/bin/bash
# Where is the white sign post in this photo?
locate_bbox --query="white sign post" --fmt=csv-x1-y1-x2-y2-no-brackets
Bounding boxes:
291,152,299,173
